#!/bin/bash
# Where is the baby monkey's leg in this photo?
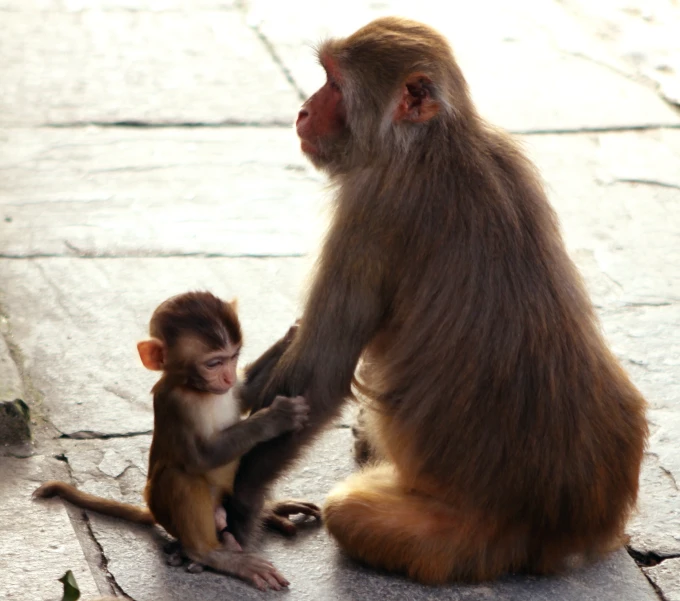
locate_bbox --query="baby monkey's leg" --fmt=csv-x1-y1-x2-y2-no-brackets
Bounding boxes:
214,503,242,551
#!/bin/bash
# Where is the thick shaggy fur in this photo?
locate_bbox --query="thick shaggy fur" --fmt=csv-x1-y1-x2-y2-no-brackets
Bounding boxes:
231,17,648,583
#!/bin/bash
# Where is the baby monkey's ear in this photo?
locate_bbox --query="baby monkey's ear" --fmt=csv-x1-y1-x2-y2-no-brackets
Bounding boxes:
137,338,165,371
229,297,239,313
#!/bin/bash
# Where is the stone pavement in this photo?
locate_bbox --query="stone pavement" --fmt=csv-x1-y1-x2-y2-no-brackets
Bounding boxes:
0,1,678,600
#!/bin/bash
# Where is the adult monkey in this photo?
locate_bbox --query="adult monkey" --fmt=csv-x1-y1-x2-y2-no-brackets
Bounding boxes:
220,17,648,584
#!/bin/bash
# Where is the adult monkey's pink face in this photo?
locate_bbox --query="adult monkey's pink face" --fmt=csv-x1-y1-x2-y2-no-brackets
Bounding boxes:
295,56,347,166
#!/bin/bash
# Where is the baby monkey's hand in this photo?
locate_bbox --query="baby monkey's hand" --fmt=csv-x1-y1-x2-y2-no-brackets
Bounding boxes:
269,395,310,433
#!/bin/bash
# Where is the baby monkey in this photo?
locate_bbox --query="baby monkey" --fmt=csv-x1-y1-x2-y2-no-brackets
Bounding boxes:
34,291,317,590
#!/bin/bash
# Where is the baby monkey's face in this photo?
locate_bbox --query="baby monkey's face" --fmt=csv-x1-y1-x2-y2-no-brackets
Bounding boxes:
194,340,241,395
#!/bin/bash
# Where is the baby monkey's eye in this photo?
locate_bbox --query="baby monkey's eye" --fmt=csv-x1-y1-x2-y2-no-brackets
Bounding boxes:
205,359,223,368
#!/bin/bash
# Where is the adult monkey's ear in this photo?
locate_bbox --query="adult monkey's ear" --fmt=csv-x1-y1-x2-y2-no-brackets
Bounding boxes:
229,298,239,313
137,338,165,371
393,73,440,123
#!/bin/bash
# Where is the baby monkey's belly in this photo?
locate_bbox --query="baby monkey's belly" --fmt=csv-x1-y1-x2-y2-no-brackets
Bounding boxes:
206,459,240,499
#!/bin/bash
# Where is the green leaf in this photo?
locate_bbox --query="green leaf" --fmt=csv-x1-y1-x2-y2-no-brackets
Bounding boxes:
58,570,81,601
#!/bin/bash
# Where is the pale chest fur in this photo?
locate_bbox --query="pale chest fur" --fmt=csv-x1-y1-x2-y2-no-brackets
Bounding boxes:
190,388,242,440
186,389,242,494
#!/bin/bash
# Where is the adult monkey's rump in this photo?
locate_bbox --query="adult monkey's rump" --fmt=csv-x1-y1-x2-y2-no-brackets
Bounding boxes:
232,17,648,583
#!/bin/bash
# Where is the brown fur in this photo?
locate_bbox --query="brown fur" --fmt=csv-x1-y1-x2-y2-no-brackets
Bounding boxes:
33,481,155,525
217,18,647,584
34,292,312,590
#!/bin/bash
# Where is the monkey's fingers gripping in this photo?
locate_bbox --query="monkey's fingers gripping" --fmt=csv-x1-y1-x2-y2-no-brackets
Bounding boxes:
270,395,310,432
264,499,322,536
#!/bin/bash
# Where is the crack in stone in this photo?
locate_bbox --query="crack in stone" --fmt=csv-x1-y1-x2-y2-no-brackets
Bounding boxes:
0,6,208,13
0,251,306,259
611,178,680,192
559,43,680,114
627,358,651,371
603,272,624,290
81,512,137,600
628,547,676,600
23,121,680,135
103,386,138,404
39,452,122,596
34,261,80,321
640,569,671,601
620,301,674,308
60,430,153,440
628,546,680,568
43,119,293,128
514,124,680,135
249,25,307,103
63,240,89,257
660,466,679,491
563,49,653,88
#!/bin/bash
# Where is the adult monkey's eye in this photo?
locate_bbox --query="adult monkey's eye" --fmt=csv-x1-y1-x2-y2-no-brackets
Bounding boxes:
329,78,341,91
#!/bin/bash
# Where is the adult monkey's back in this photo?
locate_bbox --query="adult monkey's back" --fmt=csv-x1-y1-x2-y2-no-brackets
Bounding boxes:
227,17,648,583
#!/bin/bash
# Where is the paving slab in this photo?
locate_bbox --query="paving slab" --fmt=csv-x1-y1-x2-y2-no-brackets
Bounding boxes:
1,128,678,578
521,133,680,570
628,455,680,557
644,557,680,601
0,455,101,601
0,1,241,8
1,2,679,597
0,257,310,436
521,131,680,305
246,0,680,132
557,0,680,106
54,427,656,601
0,7,300,126
599,303,680,497
0,127,327,257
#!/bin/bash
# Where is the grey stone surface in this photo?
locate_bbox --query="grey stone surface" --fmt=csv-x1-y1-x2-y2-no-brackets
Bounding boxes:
0,257,309,436
521,133,680,574
0,126,677,598
1,0,679,599
0,127,327,257
0,7,300,126
644,557,680,601
63,429,657,601
557,0,680,106
0,455,100,601
521,131,680,305
247,0,680,132
60,436,152,501
628,455,680,557
0,1,241,8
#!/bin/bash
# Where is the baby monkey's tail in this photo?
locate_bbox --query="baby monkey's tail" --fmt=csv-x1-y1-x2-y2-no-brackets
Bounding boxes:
34,480,155,525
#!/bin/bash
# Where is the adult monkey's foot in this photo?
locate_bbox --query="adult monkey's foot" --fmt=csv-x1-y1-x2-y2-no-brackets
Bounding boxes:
263,499,322,536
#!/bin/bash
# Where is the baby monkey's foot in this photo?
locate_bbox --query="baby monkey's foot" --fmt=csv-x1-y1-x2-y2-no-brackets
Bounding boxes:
220,529,243,552
163,540,184,567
